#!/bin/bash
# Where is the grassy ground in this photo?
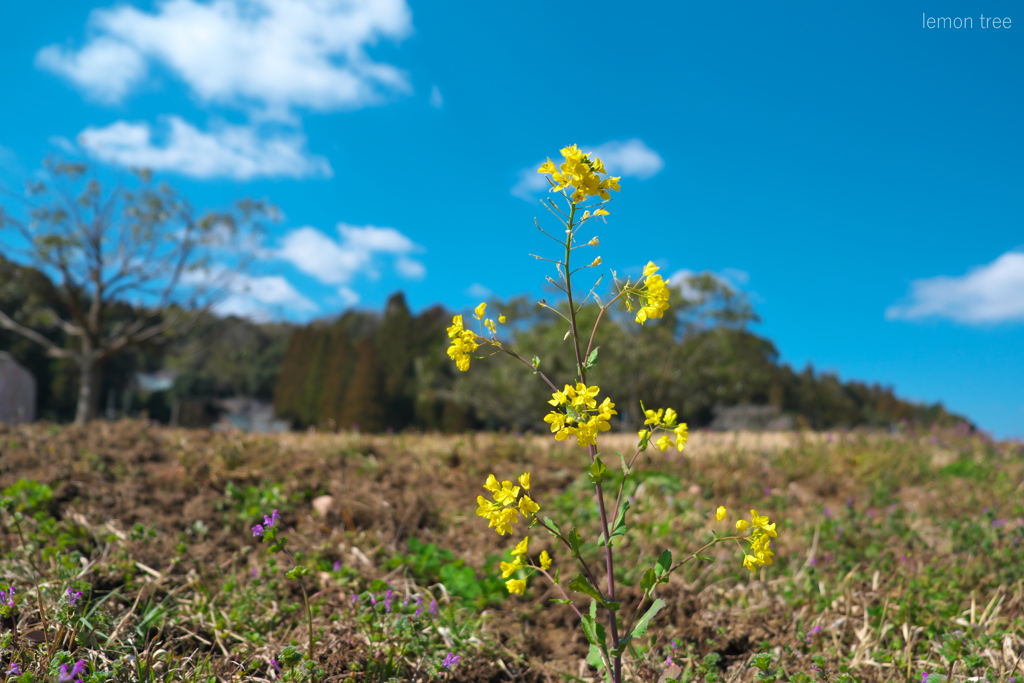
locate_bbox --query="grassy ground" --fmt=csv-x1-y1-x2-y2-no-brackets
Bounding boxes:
0,421,1021,682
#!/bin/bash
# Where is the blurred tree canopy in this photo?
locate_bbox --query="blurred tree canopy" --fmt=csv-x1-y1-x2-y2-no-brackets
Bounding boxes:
1,254,967,432
0,160,274,423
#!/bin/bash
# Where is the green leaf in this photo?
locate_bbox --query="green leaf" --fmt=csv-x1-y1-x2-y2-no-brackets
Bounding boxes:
568,527,583,558
569,574,603,603
629,598,665,640
617,451,631,476
640,568,656,595
588,456,608,485
695,554,713,563
580,613,602,646
656,549,672,577
606,500,630,546
586,643,605,669
285,566,310,580
542,516,562,538
549,599,573,605
584,346,600,370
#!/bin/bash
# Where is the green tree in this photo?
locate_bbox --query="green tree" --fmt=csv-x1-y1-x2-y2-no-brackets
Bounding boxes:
0,160,273,423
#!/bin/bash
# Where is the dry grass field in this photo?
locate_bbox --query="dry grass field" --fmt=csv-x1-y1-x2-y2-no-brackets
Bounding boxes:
1,421,1021,682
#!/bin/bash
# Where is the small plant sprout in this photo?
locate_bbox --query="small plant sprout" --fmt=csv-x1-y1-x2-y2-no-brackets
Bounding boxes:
450,144,780,682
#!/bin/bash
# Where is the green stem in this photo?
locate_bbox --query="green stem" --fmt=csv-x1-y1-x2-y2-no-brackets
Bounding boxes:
300,582,315,664
562,200,621,683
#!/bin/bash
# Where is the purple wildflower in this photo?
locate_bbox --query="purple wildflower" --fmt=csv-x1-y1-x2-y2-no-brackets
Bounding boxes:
264,510,281,527
993,518,1007,528
429,599,438,617
350,594,359,606
66,588,83,607
251,523,265,538
270,659,282,672
442,652,461,669
58,660,87,683
665,656,674,666
414,608,422,618
6,663,21,675
922,673,930,683
2,586,15,607
333,560,342,571
369,593,377,607
823,507,832,519
384,590,393,613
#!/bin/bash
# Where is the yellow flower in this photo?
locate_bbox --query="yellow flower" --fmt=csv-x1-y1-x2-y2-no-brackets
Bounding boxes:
474,302,487,320
736,519,750,531
634,264,671,325
446,315,464,338
539,550,552,570
643,408,665,426
506,579,526,595
655,434,673,452
493,481,520,506
716,506,727,521
498,315,507,323
663,408,678,426
500,556,522,578
517,473,531,490
518,495,540,516
490,508,519,536
483,475,500,493
476,495,500,519
485,318,497,334
743,554,760,572
535,145,620,204
674,424,689,451
512,536,529,557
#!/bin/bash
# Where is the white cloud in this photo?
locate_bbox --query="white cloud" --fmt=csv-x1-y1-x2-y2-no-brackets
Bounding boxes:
429,85,443,109
395,256,426,279
48,136,78,154
37,0,413,117
36,37,147,104
465,283,493,300
337,286,360,307
216,273,319,320
511,139,665,200
668,267,749,300
277,223,425,285
886,251,1024,324
77,116,331,180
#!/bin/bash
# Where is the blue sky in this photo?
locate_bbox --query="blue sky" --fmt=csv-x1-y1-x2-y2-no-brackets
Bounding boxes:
0,1,1021,438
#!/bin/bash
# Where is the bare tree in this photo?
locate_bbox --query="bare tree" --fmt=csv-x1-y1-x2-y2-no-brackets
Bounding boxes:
0,160,274,424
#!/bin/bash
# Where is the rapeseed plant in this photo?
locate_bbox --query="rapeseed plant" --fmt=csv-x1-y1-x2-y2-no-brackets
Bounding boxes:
449,144,779,682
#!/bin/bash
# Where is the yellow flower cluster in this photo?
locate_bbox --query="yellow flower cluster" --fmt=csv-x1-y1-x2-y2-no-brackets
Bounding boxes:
735,510,778,572
637,407,688,452
537,145,621,204
473,302,506,335
446,314,478,372
499,536,553,595
543,383,617,448
635,262,670,324
476,472,540,536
